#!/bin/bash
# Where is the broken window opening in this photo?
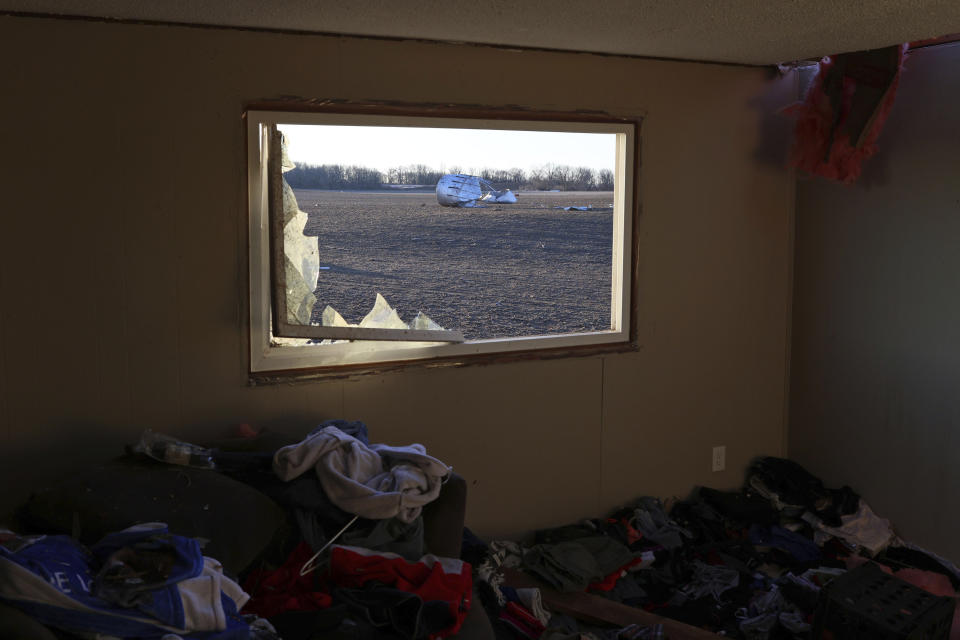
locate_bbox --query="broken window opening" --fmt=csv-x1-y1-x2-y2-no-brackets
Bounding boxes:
247,108,638,374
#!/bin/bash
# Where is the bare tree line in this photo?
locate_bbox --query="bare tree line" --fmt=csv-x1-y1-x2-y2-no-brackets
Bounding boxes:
284,163,614,191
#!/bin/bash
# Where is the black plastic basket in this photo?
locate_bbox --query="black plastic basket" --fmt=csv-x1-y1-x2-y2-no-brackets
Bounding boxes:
812,562,954,640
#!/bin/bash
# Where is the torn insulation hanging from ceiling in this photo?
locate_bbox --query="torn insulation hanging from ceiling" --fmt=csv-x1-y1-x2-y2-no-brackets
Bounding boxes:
784,44,906,184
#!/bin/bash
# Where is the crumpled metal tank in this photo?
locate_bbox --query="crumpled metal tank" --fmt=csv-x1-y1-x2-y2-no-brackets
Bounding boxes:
436,173,485,206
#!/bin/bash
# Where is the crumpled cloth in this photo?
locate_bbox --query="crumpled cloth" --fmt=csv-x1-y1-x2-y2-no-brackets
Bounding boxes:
523,536,635,593
628,497,691,550
273,426,451,523
515,587,550,626
737,586,787,640
476,540,524,606
809,501,894,555
749,524,821,564
680,561,740,600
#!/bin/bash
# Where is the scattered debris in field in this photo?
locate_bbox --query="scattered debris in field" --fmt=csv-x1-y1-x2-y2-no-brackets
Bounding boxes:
555,205,614,212
436,173,517,207
482,189,517,203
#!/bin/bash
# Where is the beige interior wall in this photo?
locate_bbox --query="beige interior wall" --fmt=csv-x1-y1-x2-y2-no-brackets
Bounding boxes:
790,43,960,561
0,15,794,539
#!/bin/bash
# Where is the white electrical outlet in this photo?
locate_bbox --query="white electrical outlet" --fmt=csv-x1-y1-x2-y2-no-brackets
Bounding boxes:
712,446,726,472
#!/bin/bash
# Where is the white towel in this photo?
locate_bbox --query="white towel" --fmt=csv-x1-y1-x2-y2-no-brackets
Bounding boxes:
273,426,450,522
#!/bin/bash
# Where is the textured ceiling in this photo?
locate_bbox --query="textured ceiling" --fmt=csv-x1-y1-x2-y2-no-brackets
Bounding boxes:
4,0,960,65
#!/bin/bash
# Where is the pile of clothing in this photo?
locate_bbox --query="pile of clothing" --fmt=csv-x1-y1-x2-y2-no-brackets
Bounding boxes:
467,456,960,640
0,420,467,640
0,522,276,640
229,420,471,640
4,423,958,640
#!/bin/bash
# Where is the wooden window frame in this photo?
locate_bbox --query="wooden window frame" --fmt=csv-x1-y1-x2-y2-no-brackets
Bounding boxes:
246,103,641,377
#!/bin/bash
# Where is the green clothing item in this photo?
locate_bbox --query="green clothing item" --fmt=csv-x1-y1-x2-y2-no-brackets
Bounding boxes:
522,535,636,593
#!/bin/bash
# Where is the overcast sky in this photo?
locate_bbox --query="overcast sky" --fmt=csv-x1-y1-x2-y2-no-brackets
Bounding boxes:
278,124,616,173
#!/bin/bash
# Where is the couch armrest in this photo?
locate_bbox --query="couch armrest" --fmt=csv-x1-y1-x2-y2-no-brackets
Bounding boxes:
421,472,467,559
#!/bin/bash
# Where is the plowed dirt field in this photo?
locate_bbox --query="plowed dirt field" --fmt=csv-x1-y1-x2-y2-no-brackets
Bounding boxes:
296,189,615,340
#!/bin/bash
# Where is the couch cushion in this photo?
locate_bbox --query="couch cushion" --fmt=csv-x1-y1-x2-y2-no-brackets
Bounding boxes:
19,457,285,576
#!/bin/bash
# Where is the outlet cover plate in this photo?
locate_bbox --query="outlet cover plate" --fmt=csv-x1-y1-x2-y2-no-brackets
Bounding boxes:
712,446,726,472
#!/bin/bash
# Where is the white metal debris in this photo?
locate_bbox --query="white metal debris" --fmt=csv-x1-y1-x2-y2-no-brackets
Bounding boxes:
482,189,517,203
436,173,518,207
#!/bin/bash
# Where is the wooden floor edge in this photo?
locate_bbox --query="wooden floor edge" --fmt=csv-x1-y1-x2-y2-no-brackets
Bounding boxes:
502,567,722,639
